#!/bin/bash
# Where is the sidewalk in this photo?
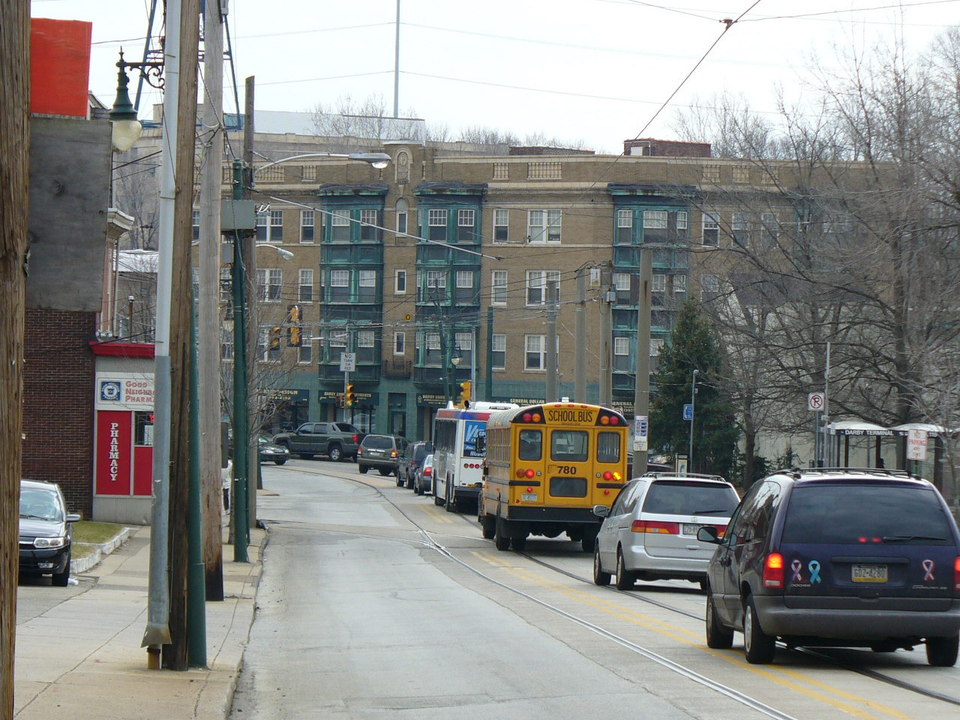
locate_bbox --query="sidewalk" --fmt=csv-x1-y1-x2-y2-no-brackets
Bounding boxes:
14,525,264,720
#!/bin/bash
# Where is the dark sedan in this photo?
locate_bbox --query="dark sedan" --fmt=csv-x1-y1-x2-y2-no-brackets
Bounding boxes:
19,479,80,586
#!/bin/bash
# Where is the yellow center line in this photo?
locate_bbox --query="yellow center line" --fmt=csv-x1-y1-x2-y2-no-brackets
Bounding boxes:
477,558,913,720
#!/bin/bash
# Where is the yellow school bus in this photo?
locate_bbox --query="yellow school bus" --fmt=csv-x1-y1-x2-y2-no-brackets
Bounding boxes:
479,402,628,552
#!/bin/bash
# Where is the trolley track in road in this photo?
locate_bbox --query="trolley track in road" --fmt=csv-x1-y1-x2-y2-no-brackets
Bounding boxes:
275,463,960,713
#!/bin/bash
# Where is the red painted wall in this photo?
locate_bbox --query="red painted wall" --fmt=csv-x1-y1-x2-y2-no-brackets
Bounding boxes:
31,18,92,118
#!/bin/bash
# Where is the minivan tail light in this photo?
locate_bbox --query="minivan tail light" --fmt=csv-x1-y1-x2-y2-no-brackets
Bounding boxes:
631,520,679,534
954,556,960,594
764,553,785,589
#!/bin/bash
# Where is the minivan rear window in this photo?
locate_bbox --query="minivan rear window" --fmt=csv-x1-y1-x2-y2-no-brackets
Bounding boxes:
641,481,739,516
781,484,954,544
363,436,393,450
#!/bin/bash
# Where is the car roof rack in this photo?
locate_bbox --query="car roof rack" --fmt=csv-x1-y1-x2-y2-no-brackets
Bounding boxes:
774,467,917,480
639,471,727,482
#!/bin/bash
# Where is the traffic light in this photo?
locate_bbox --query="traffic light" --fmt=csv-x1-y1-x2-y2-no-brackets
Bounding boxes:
287,304,302,347
269,325,282,351
457,380,472,408
345,383,356,408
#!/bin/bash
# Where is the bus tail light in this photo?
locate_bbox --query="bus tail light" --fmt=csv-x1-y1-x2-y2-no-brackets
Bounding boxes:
631,520,678,534
763,553,785,589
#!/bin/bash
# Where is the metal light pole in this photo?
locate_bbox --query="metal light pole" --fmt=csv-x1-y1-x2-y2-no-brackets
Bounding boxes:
688,368,699,473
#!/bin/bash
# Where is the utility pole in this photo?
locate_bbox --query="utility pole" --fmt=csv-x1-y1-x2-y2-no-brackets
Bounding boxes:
632,250,652,475
199,0,225,601
575,267,586,402
164,0,201,672
545,279,558,403
243,77,258,528
485,307,494,402
0,2,29,714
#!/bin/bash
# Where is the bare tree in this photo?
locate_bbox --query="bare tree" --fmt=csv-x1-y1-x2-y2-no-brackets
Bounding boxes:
676,34,960,496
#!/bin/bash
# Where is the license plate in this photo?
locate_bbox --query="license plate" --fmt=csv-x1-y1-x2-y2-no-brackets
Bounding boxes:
852,564,887,583
521,493,538,502
682,523,701,536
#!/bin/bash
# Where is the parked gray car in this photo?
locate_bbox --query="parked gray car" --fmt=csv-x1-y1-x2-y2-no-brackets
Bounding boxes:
357,434,409,476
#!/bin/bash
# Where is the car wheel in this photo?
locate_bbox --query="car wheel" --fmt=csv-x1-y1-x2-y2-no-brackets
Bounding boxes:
926,635,959,667
328,445,343,462
593,545,611,586
705,587,734,649
743,595,776,664
406,474,415,490
581,525,599,554
615,549,635,590
52,553,71,587
494,517,511,551
480,514,496,539
414,480,423,496
445,482,457,513
395,473,404,486
358,465,369,474
273,458,286,466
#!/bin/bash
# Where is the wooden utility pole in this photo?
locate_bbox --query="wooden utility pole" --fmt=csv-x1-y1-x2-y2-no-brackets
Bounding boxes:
163,0,201,671
0,2,29,713
199,0,226,601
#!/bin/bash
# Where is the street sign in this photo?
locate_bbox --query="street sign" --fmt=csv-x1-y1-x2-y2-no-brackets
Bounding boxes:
339,352,356,372
808,392,825,411
906,428,928,461
633,416,648,452
682,404,693,421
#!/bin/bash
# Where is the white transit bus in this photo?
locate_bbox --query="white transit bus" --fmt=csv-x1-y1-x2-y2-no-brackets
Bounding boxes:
432,402,518,512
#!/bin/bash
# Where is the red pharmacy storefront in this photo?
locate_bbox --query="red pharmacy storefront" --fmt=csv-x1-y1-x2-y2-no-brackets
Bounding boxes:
93,369,155,523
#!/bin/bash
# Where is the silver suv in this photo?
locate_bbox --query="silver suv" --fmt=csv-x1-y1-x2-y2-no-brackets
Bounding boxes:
593,472,739,591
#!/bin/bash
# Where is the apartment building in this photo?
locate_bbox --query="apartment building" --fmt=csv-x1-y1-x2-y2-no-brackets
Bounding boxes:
117,111,787,442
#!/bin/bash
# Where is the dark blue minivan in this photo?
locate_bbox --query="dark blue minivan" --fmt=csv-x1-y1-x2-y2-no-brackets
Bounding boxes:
698,468,960,665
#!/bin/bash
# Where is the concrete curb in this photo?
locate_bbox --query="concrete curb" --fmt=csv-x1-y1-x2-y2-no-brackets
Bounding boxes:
70,525,134,574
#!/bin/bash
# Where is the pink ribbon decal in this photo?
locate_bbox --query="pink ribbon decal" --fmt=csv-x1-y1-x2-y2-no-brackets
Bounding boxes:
791,559,803,583
922,559,935,582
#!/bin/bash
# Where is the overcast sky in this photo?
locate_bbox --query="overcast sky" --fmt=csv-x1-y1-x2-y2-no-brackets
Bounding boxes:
32,0,960,154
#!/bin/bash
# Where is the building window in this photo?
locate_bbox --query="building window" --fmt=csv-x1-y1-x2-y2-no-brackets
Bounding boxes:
613,272,630,292
259,326,282,362
456,270,473,289
220,266,232,307
257,268,282,302
456,208,475,243
701,274,719,298
424,332,441,365
526,270,560,306
732,212,751,246
674,274,687,293
677,211,688,230
426,269,446,292
192,210,201,241
702,212,720,247
329,269,349,302
360,209,380,242
643,210,668,229
614,336,631,371
394,331,405,355
454,331,473,368
395,269,407,294
494,208,509,243
396,198,409,236
491,270,508,305
493,162,509,181
524,335,556,371
331,210,350,242
358,270,377,302
356,329,375,363
427,208,447,242
616,208,633,244
298,268,314,302
256,210,283,242
760,212,779,245
652,274,666,293
298,329,313,364
528,209,561,243
221,333,233,361
492,334,506,370
300,210,315,243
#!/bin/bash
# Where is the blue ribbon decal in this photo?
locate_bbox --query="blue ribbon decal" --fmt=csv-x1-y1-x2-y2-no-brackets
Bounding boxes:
808,560,822,584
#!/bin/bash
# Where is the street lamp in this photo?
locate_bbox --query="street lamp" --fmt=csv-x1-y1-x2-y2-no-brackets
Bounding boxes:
108,50,163,153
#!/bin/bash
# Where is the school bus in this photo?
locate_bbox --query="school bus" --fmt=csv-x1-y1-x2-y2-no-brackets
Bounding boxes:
479,402,628,552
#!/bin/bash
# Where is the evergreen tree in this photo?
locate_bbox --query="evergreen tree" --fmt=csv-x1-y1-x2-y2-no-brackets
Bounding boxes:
650,301,739,479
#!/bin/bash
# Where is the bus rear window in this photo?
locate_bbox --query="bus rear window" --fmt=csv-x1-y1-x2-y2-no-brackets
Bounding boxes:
519,429,542,460
597,431,621,463
551,430,588,462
